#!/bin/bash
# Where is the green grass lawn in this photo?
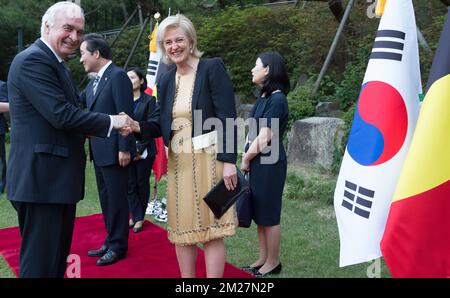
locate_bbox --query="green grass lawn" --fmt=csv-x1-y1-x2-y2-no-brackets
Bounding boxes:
0,155,391,278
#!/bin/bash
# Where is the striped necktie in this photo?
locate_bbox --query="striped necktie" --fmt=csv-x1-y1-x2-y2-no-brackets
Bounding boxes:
92,75,100,95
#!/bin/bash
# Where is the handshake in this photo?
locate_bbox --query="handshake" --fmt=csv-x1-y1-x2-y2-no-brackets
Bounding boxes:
111,113,140,136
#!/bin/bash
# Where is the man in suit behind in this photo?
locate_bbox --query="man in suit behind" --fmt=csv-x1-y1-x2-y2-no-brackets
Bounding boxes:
7,2,127,277
0,81,8,194
79,33,135,266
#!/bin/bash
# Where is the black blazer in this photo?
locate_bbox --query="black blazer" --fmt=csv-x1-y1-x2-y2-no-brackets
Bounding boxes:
6,39,111,204
0,81,8,134
80,63,136,166
140,58,237,164
133,93,157,157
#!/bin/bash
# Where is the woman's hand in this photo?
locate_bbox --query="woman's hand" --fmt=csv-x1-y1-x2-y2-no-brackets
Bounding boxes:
223,162,237,191
118,112,141,136
240,154,250,172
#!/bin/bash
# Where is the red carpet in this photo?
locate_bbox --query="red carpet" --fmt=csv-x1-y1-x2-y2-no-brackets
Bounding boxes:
0,214,252,278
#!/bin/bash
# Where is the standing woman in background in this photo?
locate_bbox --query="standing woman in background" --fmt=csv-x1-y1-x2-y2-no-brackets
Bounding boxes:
241,52,290,277
126,67,157,233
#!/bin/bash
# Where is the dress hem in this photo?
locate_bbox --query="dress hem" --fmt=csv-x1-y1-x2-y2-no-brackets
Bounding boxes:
167,224,237,246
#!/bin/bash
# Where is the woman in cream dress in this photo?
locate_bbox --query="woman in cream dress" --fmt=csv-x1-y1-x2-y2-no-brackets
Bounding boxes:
123,14,238,278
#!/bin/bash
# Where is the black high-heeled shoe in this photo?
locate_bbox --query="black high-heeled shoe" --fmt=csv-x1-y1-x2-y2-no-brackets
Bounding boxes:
133,221,144,233
133,226,143,233
241,264,263,274
253,263,282,278
129,221,135,229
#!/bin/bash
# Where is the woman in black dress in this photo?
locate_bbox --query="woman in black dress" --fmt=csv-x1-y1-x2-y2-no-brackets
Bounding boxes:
241,52,289,277
126,67,157,233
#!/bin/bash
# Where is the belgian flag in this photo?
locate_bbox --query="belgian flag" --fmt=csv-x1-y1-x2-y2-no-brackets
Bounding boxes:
381,9,450,277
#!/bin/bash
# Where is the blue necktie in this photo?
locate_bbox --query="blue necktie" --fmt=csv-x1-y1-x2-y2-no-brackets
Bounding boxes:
92,75,100,95
60,61,71,79
59,61,78,103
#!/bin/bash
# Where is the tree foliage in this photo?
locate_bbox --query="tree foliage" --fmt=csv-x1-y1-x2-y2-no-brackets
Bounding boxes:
1,0,448,98
195,4,339,99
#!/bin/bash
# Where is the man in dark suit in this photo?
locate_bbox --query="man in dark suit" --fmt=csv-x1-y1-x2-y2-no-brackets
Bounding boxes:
0,81,8,194
79,33,135,266
6,2,128,278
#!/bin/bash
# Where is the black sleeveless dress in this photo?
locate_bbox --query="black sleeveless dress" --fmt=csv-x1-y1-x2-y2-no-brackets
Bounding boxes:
245,92,288,226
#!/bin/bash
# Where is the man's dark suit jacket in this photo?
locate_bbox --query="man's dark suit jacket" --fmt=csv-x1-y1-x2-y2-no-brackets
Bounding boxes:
0,81,7,100
133,93,157,158
140,58,237,164
0,80,9,192
0,81,8,135
7,39,111,204
80,63,135,165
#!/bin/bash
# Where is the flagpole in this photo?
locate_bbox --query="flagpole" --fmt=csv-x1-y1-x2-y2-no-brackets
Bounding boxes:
151,11,159,205
145,11,168,222
311,0,355,98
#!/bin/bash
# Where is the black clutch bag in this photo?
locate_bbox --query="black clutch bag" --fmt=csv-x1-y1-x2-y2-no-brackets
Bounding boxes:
236,172,253,228
203,169,250,219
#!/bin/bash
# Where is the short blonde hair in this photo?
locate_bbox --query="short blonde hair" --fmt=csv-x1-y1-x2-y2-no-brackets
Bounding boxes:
156,14,203,64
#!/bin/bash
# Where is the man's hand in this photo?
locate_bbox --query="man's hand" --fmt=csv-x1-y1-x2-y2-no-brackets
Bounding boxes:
119,151,131,167
223,162,237,191
111,114,127,129
118,112,141,136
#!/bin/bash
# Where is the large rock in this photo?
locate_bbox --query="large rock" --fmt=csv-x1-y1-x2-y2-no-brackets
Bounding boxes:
237,104,254,120
288,117,345,169
315,101,344,118
235,94,254,120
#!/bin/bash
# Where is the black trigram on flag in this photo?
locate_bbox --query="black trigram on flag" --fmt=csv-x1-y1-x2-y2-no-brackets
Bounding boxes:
370,30,405,62
341,181,375,219
147,59,159,77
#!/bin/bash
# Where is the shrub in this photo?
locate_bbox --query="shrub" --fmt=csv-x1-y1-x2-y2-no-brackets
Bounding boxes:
286,79,316,132
333,34,373,110
195,4,338,99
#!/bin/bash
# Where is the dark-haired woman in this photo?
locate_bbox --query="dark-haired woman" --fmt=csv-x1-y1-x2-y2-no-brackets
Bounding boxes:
241,52,290,277
126,67,157,233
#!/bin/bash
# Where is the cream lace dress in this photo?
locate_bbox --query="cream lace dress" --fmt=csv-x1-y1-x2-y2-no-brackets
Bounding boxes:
166,70,237,245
